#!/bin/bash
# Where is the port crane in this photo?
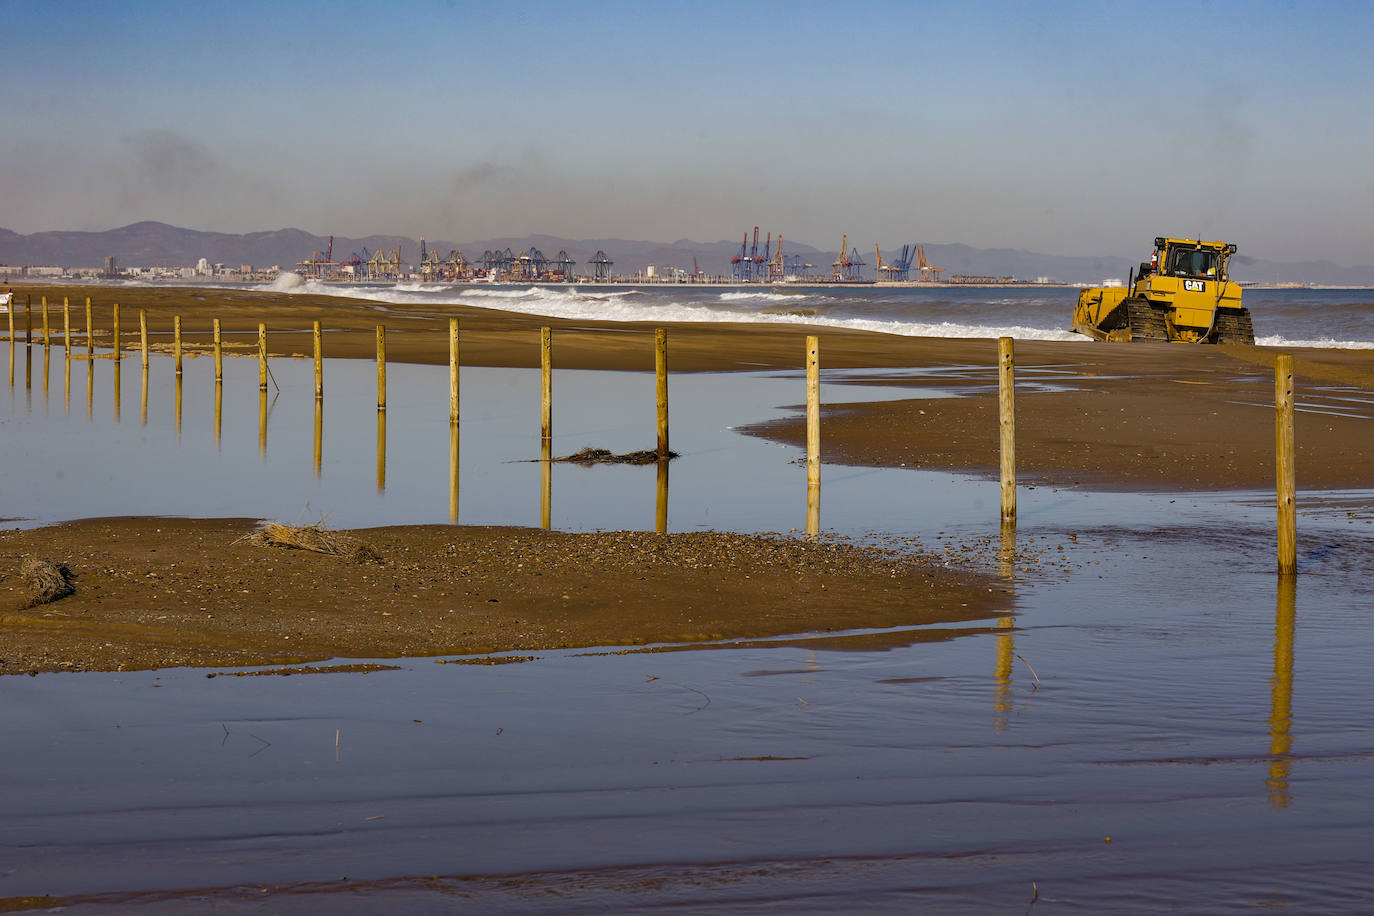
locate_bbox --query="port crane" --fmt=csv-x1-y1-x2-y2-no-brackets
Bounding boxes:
915,245,944,282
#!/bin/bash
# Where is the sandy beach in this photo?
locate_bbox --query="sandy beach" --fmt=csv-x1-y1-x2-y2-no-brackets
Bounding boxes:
4,282,1372,674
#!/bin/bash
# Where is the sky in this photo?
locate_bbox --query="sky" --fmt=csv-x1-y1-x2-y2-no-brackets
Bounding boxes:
3,0,1372,264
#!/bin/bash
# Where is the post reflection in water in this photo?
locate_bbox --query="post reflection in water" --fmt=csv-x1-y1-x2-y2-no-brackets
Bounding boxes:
140,362,148,427
85,358,93,421
174,372,183,441
375,409,386,493
63,351,71,416
42,346,49,402
993,522,1018,732
1268,575,1297,809
805,482,820,537
448,422,460,523
258,389,268,461
655,458,668,533
25,341,31,390
313,398,323,479
540,439,551,530
214,381,222,448
112,358,121,422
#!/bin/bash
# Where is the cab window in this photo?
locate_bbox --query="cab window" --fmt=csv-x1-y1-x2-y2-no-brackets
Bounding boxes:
1169,248,1216,278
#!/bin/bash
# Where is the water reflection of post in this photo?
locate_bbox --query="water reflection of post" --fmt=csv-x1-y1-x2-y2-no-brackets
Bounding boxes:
174,370,182,440
42,343,50,403
375,409,386,492
314,398,323,479
140,359,148,427
258,388,268,461
112,356,121,422
655,457,668,533
214,380,223,449
63,347,71,415
540,438,551,530
449,421,460,524
85,357,93,421
993,522,1017,732
1268,574,1297,809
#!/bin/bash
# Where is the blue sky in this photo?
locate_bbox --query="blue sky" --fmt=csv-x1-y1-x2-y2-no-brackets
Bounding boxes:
3,0,1372,263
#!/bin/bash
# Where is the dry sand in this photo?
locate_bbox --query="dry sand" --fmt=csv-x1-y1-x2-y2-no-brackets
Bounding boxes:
4,283,1372,674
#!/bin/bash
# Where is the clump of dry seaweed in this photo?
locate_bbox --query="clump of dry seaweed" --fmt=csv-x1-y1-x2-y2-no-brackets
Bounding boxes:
236,522,382,564
553,447,678,465
21,558,76,608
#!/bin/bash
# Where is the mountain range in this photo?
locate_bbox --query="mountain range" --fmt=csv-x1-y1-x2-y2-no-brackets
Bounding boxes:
2,222,1371,286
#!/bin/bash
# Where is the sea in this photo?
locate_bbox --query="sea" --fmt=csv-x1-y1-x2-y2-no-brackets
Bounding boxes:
244,275,1374,350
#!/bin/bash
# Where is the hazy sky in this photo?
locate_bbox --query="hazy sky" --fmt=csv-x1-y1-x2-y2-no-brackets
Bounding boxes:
3,0,1372,263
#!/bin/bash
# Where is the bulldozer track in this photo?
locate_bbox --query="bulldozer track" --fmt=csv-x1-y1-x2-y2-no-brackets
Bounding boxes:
1126,297,1168,342
1213,308,1256,345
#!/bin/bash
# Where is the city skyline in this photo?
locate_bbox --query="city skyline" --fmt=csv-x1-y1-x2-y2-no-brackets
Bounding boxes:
4,0,1372,265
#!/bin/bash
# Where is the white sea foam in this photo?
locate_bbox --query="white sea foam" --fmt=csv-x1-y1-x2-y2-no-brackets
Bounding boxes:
243,280,1085,341
718,291,810,303
1257,335,1374,350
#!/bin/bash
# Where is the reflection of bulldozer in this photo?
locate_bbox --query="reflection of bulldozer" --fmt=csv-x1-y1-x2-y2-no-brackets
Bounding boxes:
1072,237,1254,344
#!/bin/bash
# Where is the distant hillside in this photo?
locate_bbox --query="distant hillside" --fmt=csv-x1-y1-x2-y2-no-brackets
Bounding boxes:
2,222,1371,286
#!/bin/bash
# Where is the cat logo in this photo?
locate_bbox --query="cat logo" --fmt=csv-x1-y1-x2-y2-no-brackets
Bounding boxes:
1184,279,1206,292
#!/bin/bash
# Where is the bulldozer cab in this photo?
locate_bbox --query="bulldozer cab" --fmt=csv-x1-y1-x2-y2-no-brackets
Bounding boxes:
1167,246,1219,279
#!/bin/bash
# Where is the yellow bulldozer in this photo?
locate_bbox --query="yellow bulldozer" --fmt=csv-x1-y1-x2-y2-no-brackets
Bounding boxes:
1072,237,1254,344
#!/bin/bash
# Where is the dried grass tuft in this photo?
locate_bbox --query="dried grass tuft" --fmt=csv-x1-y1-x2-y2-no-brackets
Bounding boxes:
21,558,76,608
237,522,382,564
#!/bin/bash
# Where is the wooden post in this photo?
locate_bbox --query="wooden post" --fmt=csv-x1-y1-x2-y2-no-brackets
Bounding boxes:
112,303,120,358
375,325,386,410
85,298,93,356
213,318,222,381
998,337,1017,524
41,297,49,347
540,326,552,439
1276,354,1296,575
140,309,148,371
806,335,820,486
62,298,70,354
174,315,183,376
449,318,459,423
313,320,323,399
6,297,12,343
655,328,669,458
258,323,268,390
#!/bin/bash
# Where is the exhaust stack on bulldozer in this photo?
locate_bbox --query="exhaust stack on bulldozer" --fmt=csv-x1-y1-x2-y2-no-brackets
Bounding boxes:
1072,237,1254,344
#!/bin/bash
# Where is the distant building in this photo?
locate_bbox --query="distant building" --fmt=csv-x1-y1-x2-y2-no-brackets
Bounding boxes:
196,257,211,276
103,255,118,278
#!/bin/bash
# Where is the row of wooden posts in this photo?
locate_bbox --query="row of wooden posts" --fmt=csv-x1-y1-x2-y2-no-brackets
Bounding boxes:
6,294,1299,573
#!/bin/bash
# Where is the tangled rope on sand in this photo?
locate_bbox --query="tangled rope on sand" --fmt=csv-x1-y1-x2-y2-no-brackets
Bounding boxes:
21,558,76,608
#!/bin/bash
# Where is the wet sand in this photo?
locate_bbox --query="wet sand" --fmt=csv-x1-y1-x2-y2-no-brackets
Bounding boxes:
5,283,1372,674
0,518,1002,675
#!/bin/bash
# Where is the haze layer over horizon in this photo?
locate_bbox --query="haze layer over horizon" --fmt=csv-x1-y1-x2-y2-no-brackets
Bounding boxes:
3,0,1371,265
